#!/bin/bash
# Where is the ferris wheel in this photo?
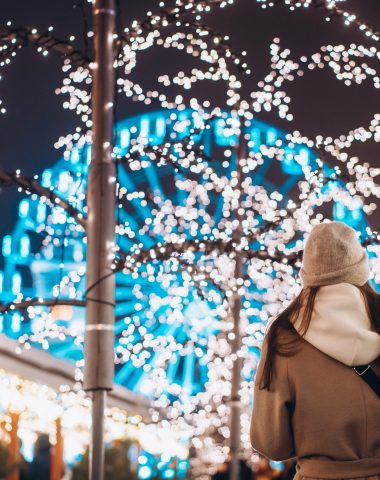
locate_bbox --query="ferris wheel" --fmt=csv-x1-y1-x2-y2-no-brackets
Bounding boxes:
0,109,365,400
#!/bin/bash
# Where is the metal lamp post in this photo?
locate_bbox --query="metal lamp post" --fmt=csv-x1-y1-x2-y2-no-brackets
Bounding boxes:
84,1,116,479
229,128,245,480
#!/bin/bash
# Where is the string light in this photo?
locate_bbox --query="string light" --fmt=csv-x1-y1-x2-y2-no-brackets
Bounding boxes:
258,0,380,43
1,0,380,476
0,368,185,469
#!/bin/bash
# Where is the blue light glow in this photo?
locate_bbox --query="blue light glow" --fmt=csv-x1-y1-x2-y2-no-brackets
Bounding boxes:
333,201,363,228
2,235,12,257
20,235,30,257
19,199,29,218
139,465,152,479
71,148,80,164
120,129,131,149
12,272,21,295
12,312,21,332
1,110,354,401
41,169,52,188
37,203,46,224
266,128,277,145
162,469,175,479
138,455,148,465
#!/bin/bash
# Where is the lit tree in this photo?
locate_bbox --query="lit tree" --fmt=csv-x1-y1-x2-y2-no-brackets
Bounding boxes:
1,1,380,479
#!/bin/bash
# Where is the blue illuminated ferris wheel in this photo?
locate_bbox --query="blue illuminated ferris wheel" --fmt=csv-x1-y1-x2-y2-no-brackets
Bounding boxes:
0,109,365,398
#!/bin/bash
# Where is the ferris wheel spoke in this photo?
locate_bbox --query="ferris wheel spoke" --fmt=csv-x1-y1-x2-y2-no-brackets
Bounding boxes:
126,362,152,391
166,352,181,383
117,209,141,232
117,210,155,248
115,286,138,299
183,350,196,393
115,362,136,384
132,322,180,391
115,274,152,286
175,173,187,206
114,319,129,335
48,340,81,359
115,320,180,389
167,330,198,388
117,234,135,251
212,156,236,223
213,188,226,226
115,302,142,317
144,161,166,199
118,168,153,221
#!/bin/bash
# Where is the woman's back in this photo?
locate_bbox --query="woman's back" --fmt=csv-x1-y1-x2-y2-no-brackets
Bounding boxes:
251,329,380,479
289,332,380,475
251,222,380,480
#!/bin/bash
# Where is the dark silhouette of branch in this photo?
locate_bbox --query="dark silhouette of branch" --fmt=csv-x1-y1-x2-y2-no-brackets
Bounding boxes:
0,169,87,228
0,298,85,314
0,27,91,66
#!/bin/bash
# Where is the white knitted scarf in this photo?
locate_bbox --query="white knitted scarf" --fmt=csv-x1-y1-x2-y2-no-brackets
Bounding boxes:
291,283,380,366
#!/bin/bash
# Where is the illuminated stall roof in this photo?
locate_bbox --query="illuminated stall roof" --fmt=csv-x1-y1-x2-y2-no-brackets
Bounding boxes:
0,334,150,415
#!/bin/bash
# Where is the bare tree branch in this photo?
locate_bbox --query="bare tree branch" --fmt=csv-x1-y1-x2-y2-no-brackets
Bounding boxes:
0,298,85,314
0,28,90,66
0,169,87,228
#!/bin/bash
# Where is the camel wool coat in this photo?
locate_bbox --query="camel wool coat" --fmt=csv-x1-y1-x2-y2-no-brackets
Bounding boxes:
250,330,380,480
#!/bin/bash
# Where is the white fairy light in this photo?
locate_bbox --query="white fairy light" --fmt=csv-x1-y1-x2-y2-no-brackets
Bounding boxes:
1,0,380,476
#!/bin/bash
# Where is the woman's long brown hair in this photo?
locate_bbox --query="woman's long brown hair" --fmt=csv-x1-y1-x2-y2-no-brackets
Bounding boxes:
259,281,380,390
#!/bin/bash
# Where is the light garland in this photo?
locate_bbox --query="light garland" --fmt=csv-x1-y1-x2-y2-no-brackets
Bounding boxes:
0,170,87,228
0,368,187,472
257,0,380,43
1,0,380,477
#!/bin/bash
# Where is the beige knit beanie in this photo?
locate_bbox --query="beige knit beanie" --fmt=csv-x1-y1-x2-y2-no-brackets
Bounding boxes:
300,222,370,287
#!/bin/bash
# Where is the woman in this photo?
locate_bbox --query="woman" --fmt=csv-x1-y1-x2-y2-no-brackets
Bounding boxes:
250,222,380,479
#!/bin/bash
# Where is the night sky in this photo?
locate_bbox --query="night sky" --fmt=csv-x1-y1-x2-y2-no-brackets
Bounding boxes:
1,0,380,242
